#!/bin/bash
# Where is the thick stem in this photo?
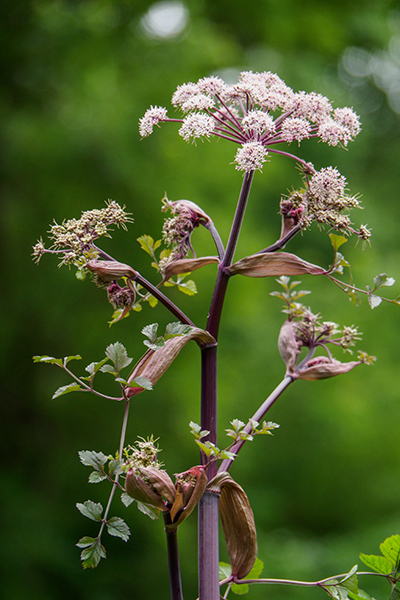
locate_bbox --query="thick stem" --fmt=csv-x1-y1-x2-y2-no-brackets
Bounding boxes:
163,513,184,600
198,171,254,600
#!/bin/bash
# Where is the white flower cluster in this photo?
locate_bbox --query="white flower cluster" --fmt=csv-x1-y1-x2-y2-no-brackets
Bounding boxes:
139,71,361,172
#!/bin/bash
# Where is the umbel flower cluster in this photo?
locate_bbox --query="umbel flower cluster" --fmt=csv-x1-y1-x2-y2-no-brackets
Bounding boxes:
139,71,361,172
140,71,369,242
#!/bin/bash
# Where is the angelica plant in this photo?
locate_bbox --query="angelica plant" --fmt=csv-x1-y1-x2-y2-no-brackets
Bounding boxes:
34,70,399,600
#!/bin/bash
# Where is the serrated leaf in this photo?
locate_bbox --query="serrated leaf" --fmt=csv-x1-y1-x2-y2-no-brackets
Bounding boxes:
229,558,264,595
143,338,165,351
52,383,82,399
189,421,202,434
136,501,160,520
142,323,159,342
33,355,63,366
374,274,395,289
121,492,135,507
195,440,213,456
368,294,382,309
65,355,82,364
137,234,156,257
165,322,193,338
76,500,103,522
329,233,348,252
108,459,123,478
79,538,106,569
76,536,97,549
348,589,373,600
178,280,197,295
129,376,153,391
359,553,393,574
85,358,109,376
324,584,350,600
380,535,400,567
79,450,108,470
219,561,232,580
147,294,158,308
106,516,130,541
100,364,117,375
219,450,237,460
88,471,107,484
340,566,358,593
105,342,133,373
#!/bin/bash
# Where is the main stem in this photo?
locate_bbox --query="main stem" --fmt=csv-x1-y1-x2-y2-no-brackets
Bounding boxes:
198,171,254,600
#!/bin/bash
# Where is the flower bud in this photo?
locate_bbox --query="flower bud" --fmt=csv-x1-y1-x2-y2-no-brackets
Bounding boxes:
296,356,360,380
167,466,208,530
207,472,257,580
125,466,176,511
278,320,299,375
87,259,137,282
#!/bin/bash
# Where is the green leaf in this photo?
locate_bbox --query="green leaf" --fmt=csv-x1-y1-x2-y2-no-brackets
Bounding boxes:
64,355,82,364
142,323,159,342
78,450,108,471
105,342,133,373
348,589,373,600
374,274,396,289
218,450,237,460
367,293,382,309
121,492,135,508
340,566,358,594
33,355,63,366
78,537,106,569
330,233,348,252
109,307,132,326
231,581,250,595
219,562,232,580
380,535,400,568
390,587,400,600
108,459,123,478
88,471,107,484
136,501,160,520
229,557,264,594
137,234,156,257
84,358,109,376
178,279,197,295
143,338,165,351
165,322,193,338
359,553,393,574
106,516,130,541
76,500,103,522
130,376,153,391
52,383,82,399
76,536,97,549
146,294,158,308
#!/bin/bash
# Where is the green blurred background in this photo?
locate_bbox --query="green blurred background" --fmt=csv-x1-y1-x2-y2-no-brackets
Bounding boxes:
2,1,400,598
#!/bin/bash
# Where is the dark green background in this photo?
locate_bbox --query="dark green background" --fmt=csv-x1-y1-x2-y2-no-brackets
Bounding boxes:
2,1,400,598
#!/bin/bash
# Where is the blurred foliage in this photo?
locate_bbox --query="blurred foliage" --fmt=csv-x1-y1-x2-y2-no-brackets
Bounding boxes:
2,0,400,599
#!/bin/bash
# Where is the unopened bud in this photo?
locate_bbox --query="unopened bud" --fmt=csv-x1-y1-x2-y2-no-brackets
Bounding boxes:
125,466,176,511
87,259,137,282
278,320,299,375
167,465,207,530
296,356,360,381
207,472,257,580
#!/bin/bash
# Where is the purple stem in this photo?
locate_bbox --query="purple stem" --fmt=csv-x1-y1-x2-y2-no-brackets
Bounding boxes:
163,513,184,600
218,375,293,473
198,171,254,600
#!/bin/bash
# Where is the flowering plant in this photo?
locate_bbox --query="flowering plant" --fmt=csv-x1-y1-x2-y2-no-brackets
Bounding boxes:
34,71,399,600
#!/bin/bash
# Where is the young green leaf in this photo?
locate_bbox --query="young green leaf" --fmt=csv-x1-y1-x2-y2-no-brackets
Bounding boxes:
367,293,382,309
84,358,109,376
129,376,153,391
359,553,392,574
380,535,400,568
373,274,395,289
108,459,123,478
120,492,135,508
78,450,108,471
76,500,103,522
137,234,156,257
77,537,106,569
64,355,82,365
142,323,159,342
329,233,348,252
230,558,265,595
33,355,63,367
178,279,197,295
88,471,107,484
146,294,158,308
136,501,160,520
219,561,232,581
106,516,130,541
165,322,193,338
105,342,133,373
52,383,82,399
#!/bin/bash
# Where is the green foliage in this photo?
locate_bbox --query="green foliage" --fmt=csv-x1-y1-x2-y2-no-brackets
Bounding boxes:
105,516,130,542
76,537,106,569
104,342,133,374
360,535,400,575
219,558,264,595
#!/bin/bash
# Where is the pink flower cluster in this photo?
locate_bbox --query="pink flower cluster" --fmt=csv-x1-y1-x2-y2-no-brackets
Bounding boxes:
139,71,361,172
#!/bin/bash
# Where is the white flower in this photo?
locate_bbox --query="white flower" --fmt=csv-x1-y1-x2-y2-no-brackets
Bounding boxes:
178,113,215,142
234,142,268,172
139,106,168,138
280,117,311,142
333,107,361,139
171,82,201,108
309,167,347,202
242,111,276,136
318,118,350,146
